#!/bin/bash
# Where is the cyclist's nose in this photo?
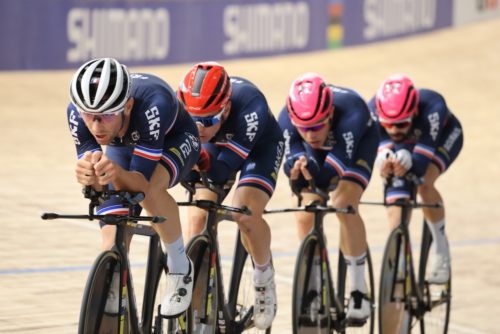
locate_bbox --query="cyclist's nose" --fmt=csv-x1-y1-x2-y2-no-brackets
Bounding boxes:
197,123,206,134
91,118,104,132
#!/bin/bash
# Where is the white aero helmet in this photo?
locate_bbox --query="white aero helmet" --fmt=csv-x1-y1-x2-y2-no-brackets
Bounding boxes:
70,58,132,114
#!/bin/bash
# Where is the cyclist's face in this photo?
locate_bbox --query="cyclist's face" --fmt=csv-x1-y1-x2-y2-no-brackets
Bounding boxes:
384,121,412,143
192,102,231,143
82,98,134,145
296,108,333,149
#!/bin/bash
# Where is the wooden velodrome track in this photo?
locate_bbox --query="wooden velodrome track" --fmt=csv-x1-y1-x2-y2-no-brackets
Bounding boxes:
1,17,499,334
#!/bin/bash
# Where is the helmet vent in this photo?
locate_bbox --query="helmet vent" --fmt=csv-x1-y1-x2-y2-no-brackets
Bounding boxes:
321,87,331,113
192,68,209,97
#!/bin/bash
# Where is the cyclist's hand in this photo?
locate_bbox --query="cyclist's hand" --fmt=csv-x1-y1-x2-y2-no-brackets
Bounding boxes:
289,158,303,180
380,159,394,178
75,151,96,185
298,155,318,181
394,149,413,170
390,157,409,177
376,148,394,170
93,152,117,185
196,148,211,171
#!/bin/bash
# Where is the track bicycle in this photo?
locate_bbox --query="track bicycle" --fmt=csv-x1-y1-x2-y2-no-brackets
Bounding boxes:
264,180,375,334
168,172,271,334
361,174,450,334
42,185,169,334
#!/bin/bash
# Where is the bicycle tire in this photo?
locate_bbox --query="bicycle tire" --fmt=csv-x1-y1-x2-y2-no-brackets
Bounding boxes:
231,243,271,334
337,249,375,334
150,257,168,334
168,235,216,334
418,222,451,334
292,234,331,334
78,250,132,334
379,227,411,334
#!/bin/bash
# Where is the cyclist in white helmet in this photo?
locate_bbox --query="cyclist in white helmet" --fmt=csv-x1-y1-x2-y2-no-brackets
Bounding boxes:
67,58,199,318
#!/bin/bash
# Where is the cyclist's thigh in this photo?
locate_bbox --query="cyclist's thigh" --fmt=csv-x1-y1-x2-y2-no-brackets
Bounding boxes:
430,119,463,174
236,139,284,198
340,124,378,191
159,126,200,189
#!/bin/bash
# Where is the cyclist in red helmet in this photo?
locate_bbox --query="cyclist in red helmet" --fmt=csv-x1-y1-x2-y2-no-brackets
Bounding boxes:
368,74,464,284
178,62,284,330
278,72,379,324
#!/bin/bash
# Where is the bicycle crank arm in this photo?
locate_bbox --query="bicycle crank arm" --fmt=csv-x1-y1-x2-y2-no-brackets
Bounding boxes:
233,305,254,333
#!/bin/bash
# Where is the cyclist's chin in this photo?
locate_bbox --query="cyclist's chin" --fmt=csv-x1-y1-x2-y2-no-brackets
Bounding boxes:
307,140,322,148
390,134,405,143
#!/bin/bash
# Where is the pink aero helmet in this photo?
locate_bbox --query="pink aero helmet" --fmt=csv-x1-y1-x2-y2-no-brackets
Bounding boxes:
286,72,333,125
375,74,419,123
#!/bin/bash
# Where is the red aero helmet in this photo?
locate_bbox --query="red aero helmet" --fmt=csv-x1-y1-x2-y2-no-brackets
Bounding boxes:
375,74,419,123
177,62,232,114
286,72,333,125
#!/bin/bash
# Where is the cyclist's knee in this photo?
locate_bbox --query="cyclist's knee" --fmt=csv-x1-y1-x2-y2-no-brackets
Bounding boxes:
330,181,362,209
296,215,313,228
417,182,438,200
233,213,262,235
101,225,115,251
188,211,207,231
141,187,170,212
330,194,356,212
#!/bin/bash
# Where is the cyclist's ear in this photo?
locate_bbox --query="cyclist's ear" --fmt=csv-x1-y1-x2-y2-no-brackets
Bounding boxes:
223,101,231,118
124,98,134,116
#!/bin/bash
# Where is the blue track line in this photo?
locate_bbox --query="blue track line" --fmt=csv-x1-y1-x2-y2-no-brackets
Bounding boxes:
1,238,499,275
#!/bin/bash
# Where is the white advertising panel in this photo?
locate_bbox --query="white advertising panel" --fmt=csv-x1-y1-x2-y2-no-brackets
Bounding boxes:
453,0,500,25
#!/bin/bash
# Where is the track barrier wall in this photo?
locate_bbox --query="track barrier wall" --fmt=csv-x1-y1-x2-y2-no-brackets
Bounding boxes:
0,0,496,71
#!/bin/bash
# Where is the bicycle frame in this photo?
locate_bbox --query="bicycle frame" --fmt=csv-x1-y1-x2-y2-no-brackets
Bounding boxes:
42,186,168,334
373,174,444,324
264,180,358,332
178,173,254,334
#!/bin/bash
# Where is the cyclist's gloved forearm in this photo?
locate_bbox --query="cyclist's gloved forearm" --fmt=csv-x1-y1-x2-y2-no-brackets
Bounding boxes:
283,155,320,177
289,175,310,191
409,159,427,177
206,155,233,184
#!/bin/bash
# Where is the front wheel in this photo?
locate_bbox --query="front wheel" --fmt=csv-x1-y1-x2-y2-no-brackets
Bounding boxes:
337,249,375,334
292,234,331,334
78,251,131,334
418,222,451,334
379,227,412,334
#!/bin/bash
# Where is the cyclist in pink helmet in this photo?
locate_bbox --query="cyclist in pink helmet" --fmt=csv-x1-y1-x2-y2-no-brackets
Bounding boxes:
286,72,333,125
376,73,419,124
278,73,379,324
368,74,464,285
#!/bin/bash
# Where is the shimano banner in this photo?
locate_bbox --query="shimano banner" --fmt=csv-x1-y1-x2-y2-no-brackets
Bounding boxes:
342,0,453,46
0,0,327,70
